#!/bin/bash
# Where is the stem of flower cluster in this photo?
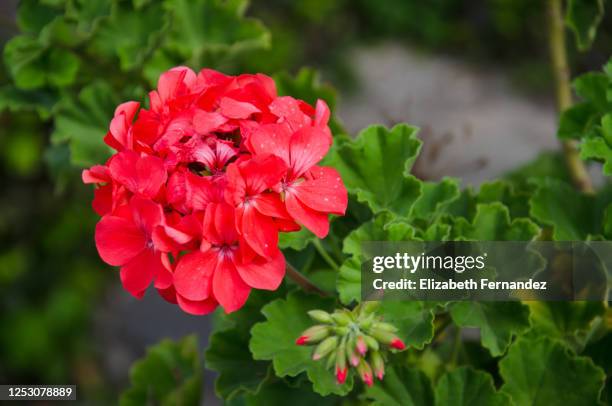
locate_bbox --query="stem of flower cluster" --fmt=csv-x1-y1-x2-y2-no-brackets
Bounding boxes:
546,0,594,194
285,263,329,296
449,326,462,369
313,239,340,270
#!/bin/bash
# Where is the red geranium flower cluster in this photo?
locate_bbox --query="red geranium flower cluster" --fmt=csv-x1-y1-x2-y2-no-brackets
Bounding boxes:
83,67,348,315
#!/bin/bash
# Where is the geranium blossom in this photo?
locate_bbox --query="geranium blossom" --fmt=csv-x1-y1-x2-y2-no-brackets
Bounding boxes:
84,67,347,315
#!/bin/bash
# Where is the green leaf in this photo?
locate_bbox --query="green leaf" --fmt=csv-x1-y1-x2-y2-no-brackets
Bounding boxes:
365,364,434,406
64,0,113,36
17,0,63,34
583,330,612,374
574,72,610,110
435,367,511,406
0,85,57,119
410,178,460,222
580,135,612,174
566,0,604,51
441,188,478,220
557,102,599,139
205,328,271,400
579,113,612,175
162,0,270,66
50,81,118,167
237,379,339,406
338,213,417,304
378,302,436,350
450,302,530,357
3,35,80,90
500,336,606,405
90,0,167,71
279,228,316,251
249,291,353,396
418,220,452,241
119,335,202,406
451,203,539,241
527,301,606,342
337,257,361,305
343,213,417,259
477,180,532,219
206,290,283,400
583,329,611,404
529,178,606,239
327,124,423,218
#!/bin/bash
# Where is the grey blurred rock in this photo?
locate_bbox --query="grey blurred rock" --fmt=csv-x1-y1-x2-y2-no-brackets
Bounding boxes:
337,42,558,185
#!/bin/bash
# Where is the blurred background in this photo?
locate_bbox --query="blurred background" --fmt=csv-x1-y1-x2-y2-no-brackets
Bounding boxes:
0,0,610,403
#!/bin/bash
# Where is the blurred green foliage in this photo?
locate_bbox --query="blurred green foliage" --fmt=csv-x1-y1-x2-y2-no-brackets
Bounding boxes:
0,0,274,400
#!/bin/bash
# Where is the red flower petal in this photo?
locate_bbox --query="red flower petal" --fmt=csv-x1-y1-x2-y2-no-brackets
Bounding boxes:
219,97,261,119
269,96,311,130
285,192,330,238
108,150,167,198
173,250,216,301
235,250,285,290
247,123,291,163
193,110,228,134
289,127,332,178
293,167,347,215
240,206,279,258
213,203,239,244
95,216,146,266
252,193,291,219
314,99,330,127
244,155,287,194
152,224,193,252
157,66,196,103
92,184,113,216
130,196,165,238
154,254,174,290
176,294,218,315
213,256,251,313
157,285,178,304
82,165,110,184
119,249,163,297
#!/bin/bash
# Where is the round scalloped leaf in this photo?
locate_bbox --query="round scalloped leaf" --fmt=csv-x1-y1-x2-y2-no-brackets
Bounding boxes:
365,364,434,406
435,367,511,406
326,124,423,218
449,302,530,357
249,291,353,396
500,336,606,405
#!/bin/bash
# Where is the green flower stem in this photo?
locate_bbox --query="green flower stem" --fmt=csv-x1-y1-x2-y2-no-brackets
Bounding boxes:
327,232,345,263
546,0,594,193
432,312,452,343
285,262,329,296
313,239,340,270
449,327,462,369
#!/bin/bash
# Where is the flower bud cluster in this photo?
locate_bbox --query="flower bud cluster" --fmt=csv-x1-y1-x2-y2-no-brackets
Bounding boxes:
295,302,406,386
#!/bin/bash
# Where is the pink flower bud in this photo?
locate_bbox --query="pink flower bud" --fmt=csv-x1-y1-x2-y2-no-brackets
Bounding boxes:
390,338,406,350
295,325,330,346
350,351,360,367
370,351,384,381
356,335,368,356
335,366,348,384
358,359,374,387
